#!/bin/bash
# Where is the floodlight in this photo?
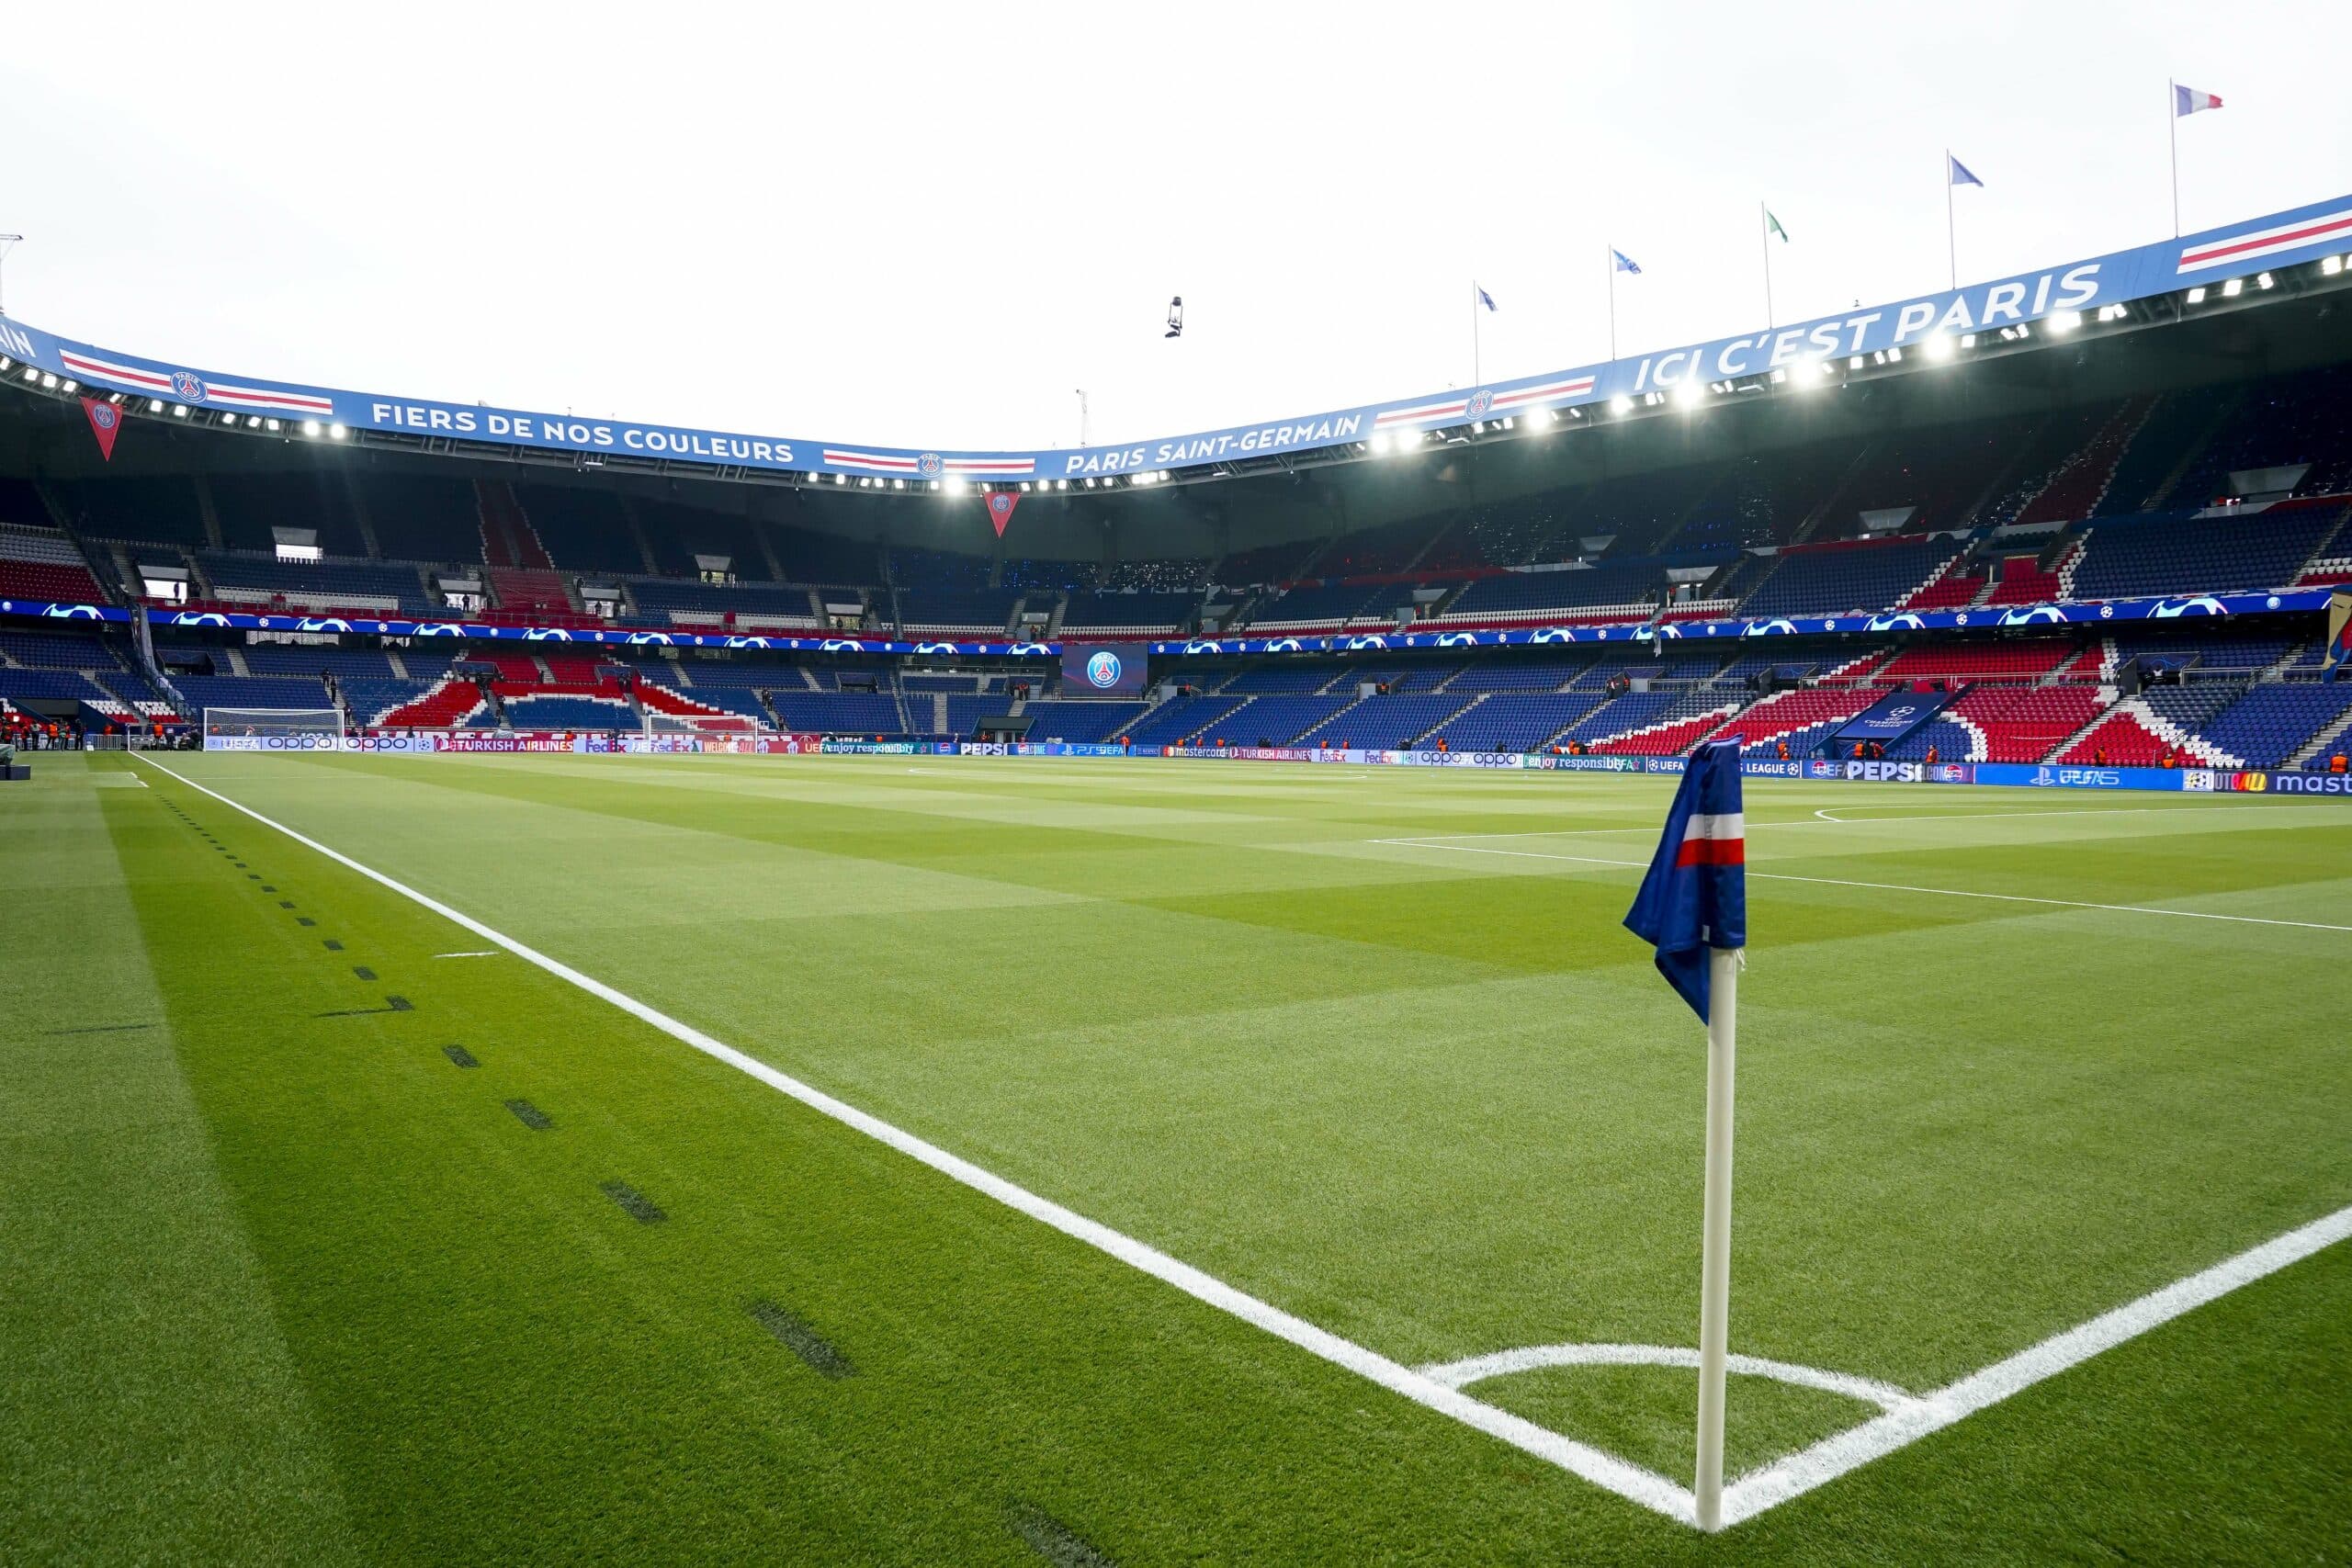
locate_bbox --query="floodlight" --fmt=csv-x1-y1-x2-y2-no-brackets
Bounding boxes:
2047,310,2083,333
2186,287,2207,304
2222,277,2243,297
1609,396,1634,414
1923,333,1955,361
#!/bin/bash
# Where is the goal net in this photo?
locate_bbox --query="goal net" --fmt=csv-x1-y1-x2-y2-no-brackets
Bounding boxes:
203,707,348,750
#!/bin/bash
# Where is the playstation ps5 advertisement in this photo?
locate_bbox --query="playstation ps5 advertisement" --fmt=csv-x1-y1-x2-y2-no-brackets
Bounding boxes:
1060,642,1149,696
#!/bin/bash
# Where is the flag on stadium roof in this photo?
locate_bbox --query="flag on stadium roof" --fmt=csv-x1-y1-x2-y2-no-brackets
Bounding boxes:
1476,285,1498,311
1612,249,1643,275
1765,209,1791,243
2174,84,2224,117
1948,153,1984,188
79,397,122,462
986,488,1019,539
1623,738,1747,1021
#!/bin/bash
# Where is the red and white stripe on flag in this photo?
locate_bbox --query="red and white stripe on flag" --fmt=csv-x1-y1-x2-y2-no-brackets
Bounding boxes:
1675,811,1746,867
2174,84,2223,117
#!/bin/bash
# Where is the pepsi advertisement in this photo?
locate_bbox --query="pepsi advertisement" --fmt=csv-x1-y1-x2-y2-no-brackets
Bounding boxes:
1061,642,1149,695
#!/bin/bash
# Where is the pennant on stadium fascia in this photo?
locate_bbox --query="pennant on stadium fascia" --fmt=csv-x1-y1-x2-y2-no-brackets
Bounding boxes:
1947,153,1984,187
2174,83,2223,117
985,488,1019,539
1621,734,1748,1531
80,396,122,462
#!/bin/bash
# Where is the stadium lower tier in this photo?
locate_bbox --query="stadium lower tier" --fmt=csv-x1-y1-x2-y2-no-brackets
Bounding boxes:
7,620,2351,764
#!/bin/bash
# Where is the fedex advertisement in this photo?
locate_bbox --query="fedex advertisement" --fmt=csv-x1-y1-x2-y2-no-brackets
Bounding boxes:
1060,642,1149,696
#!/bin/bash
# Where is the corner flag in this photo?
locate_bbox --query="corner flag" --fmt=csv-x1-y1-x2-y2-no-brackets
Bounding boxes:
1623,738,1747,1021
1623,735,1748,1532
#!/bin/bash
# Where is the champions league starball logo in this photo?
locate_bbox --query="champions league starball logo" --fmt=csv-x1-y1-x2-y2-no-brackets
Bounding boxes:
1085,649,1123,689
916,453,944,479
171,370,206,401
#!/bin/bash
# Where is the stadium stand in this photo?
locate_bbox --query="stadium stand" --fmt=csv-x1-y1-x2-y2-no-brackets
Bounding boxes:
2065,509,2337,600
1739,537,1961,618
0,526,109,604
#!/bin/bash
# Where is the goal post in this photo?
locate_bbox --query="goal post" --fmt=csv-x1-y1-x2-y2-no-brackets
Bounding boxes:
202,706,348,750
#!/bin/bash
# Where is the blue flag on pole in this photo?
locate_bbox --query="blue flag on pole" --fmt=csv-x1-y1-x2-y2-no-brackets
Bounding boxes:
1947,152,1984,187
1612,249,1643,274
1477,285,1498,311
1623,739,1747,1021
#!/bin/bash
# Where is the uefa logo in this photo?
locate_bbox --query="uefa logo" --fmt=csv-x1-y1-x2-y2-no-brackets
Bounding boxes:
1466,389,1494,419
916,452,944,479
1085,649,1122,688
171,370,206,401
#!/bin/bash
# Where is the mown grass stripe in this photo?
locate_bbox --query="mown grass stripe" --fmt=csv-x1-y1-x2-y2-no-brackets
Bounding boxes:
745,1299,854,1380
600,1181,666,1224
504,1099,552,1132
442,1044,479,1068
1007,1502,1115,1568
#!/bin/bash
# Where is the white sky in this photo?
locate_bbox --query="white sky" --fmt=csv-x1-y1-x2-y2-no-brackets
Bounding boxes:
6,2,2349,452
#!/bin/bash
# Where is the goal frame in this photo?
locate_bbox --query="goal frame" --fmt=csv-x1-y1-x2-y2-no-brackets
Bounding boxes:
201,706,349,750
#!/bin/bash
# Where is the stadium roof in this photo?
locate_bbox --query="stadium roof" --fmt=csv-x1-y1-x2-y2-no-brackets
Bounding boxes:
3,194,2349,505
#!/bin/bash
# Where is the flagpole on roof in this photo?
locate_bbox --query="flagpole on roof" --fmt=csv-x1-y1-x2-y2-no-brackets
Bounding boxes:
1472,281,1482,389
2168,79,2181,237
1759,203,1774,328
1606,244,1618,363
1944,151,1958,291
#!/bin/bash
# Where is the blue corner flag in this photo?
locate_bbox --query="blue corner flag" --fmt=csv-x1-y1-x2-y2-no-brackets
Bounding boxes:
1623,739,1747,1021
1947,152,1984,187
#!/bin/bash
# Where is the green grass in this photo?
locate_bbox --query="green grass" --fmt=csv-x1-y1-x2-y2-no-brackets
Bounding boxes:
5,749,2348,1563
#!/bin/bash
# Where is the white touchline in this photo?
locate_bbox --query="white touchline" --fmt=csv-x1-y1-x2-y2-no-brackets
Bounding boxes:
1366,839,2352,934
127,755,1691,1527
133,753,2352,1533
432,951,501,959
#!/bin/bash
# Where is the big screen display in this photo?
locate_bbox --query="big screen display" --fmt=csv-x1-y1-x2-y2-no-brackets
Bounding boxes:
1059,642,1149,695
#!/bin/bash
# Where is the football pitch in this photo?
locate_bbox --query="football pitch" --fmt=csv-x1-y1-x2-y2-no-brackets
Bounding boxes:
6,749,2349,1563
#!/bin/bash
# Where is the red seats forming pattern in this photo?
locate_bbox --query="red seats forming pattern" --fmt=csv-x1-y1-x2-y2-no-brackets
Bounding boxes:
1898,569,1985,611
2015,395,2154,525
1877,640,2074,683
636,684,754,730
541,655,608,683
379,676,488,728
488,567,572,616
2057,707,2173,766
478,481,556,570
1591,705,1745,756
1984,558,2064,605
1702,687,1876,747
0,559,107,603
479,653,546,683
1946,683,2108,762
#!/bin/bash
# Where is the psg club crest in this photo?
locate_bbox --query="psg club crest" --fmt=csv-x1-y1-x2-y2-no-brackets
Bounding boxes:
916,452,944,479
171,370,207,401
1085,649,1122,689
986,489,1019,537
1465,389,1494,419
80,396,123,461
90,402,118,430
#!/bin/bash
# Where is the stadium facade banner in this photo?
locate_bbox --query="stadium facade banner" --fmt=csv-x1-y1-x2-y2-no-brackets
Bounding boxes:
1012,741,1130,757
820,739,955,754
4,193,2347,483
0,584,2337,660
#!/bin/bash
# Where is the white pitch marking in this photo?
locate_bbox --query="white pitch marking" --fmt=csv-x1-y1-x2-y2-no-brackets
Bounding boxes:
1366,839,2352,933
1419,1342,1921,1414
433,951,500,959
127,754,1693,1527
1718,1201,2352,1526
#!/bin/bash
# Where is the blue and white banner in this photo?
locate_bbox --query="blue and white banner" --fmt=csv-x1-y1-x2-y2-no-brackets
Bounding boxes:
4,193,2346,483
1834,687,1956,745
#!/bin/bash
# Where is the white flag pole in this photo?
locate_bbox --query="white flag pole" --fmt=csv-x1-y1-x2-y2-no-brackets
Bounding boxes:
1693,943,1740,1532
1759,203,1774,328
1944,151,1958,291
2168,80,2181,237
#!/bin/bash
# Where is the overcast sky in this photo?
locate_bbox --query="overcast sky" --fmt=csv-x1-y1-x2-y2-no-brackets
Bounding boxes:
6,2,2348,452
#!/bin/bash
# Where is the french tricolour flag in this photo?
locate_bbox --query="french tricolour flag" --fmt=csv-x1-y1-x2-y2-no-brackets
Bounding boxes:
1623,738,1747,1021
2174,84,2223,117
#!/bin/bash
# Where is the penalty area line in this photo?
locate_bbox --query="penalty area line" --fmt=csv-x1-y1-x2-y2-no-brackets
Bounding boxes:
125,754,1693,1528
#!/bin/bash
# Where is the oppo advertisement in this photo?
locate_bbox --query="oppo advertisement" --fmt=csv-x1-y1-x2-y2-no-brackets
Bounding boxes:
1060,642,1149,695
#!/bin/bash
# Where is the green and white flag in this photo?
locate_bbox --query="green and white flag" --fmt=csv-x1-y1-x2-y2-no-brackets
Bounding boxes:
1765,209,1791,243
